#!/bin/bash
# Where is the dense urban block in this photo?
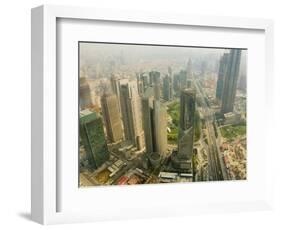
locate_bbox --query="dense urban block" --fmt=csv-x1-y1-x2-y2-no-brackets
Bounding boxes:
79,43,247,186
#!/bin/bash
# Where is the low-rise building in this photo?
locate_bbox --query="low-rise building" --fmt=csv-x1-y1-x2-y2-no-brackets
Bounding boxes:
223,112,241,125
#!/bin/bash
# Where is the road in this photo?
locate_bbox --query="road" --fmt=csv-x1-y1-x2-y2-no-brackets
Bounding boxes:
194,80,228,181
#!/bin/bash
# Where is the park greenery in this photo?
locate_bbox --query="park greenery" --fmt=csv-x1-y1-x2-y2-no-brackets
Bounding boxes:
220,124,246,142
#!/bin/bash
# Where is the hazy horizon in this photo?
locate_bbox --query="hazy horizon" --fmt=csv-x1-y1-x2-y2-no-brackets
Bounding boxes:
79,42,247,79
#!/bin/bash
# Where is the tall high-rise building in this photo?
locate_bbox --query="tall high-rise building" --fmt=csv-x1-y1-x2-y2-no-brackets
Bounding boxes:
172,89,196,172
136,73,144,96
110,74,119,95
142,87,167,155
173,73,180,96
221,49,242,114
179,70,188,90
216,53,229,101
120,81,145,151
101,94,123,143
140,73,149,93
238,52,247,92
80,72,93,110
238,73,247,92
80,110,109,169
153,100,167,155
142,87,155,154
149,71,161,100
168,66,172,76
187,58,193,79
110,74,128,97
163,74,173,101
110,74,128,112
186,79,192,88
178,89,196,160
149,71,159,85
201,61,207,77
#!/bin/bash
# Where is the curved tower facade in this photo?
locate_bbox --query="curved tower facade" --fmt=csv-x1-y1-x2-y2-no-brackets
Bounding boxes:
172,89,196,172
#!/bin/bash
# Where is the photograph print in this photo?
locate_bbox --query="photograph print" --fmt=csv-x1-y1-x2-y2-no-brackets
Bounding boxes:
79,42,247,187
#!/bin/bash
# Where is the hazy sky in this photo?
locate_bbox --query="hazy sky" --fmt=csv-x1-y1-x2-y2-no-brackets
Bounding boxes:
80,42,226,64
79,42,247,78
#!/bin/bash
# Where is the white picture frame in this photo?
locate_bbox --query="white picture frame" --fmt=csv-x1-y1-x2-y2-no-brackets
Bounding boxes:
31,4,274,225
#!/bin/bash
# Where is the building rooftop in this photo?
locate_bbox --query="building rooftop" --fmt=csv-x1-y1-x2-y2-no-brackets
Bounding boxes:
182,88,196,95
224,112,236,118
80,109,93,117
80,109,99,122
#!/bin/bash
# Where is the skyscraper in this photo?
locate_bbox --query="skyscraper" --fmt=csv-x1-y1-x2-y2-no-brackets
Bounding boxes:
187,58,193,79
163,74,173,101
173,73,180,96
136,73,144,96
142,87,167,155
172,89,196,172
101,94,123,143
149,71,159,85
149,71,161,100
179,70,188,90
120,81,145,151
110,74,128,112
110,74,120,95
216,53,229,101
110,74,129,97
153,100,167,155
238,53,247,92
168,66,172,76
201,61,207,77
141,88,155,154
80,110,109,169
140,73,149,93
221,49,241,114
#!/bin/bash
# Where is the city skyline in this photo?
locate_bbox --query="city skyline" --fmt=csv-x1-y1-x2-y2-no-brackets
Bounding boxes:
79,42,247,82
79,42,247,186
